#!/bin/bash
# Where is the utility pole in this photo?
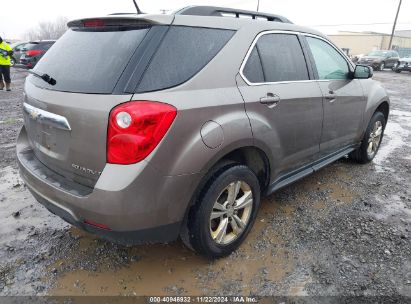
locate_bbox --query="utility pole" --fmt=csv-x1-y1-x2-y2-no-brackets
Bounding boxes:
257,0,260,12
388,0,402,50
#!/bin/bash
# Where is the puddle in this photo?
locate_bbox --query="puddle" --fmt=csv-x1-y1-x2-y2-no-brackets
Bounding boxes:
50,244,206,296
373,194,411,222
49,197,296,296
390,109,411,119
0,166,68,247
374,120,410,166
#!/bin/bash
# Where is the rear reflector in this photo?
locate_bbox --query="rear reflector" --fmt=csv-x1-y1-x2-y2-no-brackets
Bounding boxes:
84,219,111,231
107,101,177,165
83,19,106,27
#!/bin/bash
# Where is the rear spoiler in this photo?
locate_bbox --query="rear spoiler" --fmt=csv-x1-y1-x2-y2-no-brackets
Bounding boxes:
67,15,173,28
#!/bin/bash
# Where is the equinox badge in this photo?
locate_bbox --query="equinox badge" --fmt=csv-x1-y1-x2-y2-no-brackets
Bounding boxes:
72,164,101,176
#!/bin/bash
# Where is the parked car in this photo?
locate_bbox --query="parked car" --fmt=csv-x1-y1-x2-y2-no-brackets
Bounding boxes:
393,55,411,73
357,50,400,71
17,6,390,258
10,41,28,66
19,40,56,68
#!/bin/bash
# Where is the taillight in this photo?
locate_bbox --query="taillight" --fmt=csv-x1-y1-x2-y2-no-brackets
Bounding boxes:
107,101,177,165
26,50,43,57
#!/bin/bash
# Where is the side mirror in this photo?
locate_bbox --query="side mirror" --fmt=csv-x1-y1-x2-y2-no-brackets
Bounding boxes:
353,65,373,79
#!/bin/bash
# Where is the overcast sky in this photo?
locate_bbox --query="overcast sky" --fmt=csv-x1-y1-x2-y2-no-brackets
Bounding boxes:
1,0,411,39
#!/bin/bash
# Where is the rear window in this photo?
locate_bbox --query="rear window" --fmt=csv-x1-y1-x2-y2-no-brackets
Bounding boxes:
31,27,150,94
136,27,234,93
32,42,55,50
23,43,39,50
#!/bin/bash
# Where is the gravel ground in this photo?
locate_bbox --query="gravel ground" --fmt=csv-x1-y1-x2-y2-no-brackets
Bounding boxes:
0,68,410,298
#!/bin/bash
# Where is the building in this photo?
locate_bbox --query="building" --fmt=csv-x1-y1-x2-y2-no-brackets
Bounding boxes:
328,31,411,56
395,30,411,38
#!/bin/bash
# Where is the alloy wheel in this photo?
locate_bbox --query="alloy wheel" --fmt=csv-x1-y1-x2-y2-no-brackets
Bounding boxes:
367,120,383,158
210,181,253,245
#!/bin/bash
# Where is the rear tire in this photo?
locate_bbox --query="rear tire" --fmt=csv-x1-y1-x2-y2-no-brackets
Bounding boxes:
182,164,261,258
349,112,386,164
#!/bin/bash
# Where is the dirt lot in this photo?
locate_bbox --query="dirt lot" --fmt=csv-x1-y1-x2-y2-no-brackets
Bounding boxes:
0,69,410,298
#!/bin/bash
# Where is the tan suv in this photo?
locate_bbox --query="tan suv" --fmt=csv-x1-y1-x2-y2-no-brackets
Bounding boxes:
17,6,389,258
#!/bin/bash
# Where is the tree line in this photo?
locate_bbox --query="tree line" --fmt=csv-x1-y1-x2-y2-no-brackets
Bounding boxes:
24,17,68,41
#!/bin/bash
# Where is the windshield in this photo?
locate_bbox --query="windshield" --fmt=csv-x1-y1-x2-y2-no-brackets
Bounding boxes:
368,50,388,57
31,27,150,94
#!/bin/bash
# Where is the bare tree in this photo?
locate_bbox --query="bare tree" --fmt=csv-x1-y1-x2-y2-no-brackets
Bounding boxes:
25,16,68,41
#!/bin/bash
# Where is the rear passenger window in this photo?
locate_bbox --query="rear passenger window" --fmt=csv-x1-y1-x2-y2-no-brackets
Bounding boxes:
306,37,349,80
243,33,309,83
137,26,234,92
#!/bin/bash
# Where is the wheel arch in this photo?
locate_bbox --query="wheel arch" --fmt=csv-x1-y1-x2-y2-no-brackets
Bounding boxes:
375,100,390,123
179,145,270,243
184,145,271,212
217,146,270,192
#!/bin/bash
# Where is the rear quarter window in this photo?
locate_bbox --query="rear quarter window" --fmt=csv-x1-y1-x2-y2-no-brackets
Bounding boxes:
136,26,234,93
243,47,264,83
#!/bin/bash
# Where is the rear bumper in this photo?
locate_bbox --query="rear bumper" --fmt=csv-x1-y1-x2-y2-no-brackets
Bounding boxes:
17,126,201,245
29,189,181,244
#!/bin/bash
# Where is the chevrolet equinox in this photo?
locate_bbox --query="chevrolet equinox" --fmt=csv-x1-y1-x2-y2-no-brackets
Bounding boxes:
17,6,390,258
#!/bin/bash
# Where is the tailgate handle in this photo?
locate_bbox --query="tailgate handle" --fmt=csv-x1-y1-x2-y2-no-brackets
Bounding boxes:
23,103,71,131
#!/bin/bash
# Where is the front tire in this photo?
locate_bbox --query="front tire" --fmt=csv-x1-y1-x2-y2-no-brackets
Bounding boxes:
183,164,261,258
349,112,386,164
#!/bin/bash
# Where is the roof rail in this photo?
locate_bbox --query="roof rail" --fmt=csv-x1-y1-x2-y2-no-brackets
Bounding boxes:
175,6,292,24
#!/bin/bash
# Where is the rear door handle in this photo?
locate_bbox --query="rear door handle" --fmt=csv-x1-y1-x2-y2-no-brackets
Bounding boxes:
260,93,281,106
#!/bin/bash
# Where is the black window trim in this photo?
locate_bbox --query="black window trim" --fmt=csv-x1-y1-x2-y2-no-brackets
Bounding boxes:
239,30,355,85
116,25,169,94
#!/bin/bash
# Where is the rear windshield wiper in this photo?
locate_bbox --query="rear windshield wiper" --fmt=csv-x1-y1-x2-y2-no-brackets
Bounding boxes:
27,70,57,86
